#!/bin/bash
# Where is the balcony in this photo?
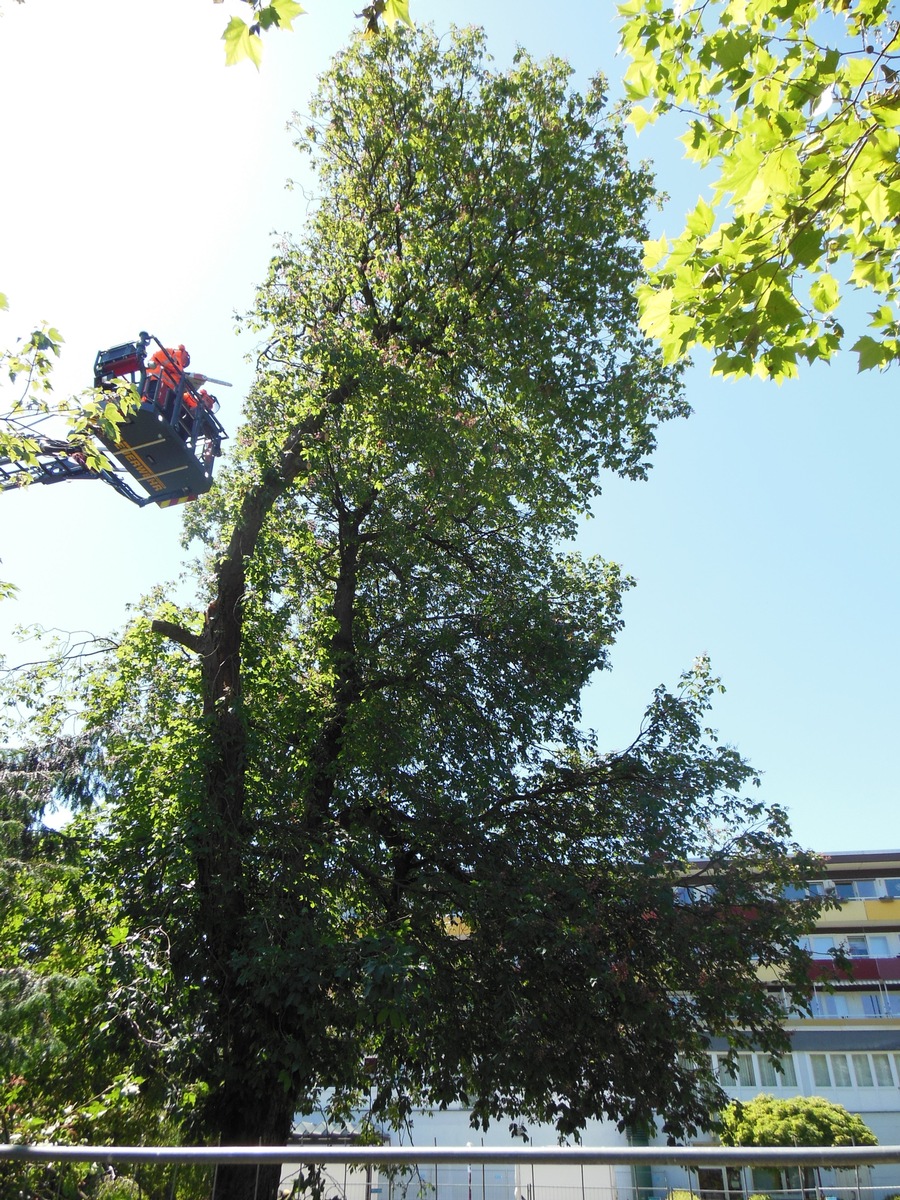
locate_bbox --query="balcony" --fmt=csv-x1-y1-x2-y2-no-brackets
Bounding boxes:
809,957,900,982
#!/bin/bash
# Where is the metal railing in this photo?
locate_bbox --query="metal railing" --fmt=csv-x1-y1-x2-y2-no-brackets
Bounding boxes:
2,1144,899,1200
3,1147,900,1166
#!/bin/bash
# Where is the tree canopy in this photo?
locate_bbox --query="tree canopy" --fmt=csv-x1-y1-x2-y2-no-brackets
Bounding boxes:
617,0,900,379
1,26,826,1200
720,1093,878,1147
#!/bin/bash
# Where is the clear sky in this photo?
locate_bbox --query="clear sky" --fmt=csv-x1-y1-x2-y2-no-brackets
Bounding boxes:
0,0,896,854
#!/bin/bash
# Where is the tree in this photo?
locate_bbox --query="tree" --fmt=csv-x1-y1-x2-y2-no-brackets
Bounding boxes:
2,27,826,1200
0,732,173,1197
720,1093,878,1147
720,1093,878,1197
617,0,900,379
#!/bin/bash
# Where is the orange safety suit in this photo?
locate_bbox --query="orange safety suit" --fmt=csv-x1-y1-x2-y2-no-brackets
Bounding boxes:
182,387,217,416
145,345,190,410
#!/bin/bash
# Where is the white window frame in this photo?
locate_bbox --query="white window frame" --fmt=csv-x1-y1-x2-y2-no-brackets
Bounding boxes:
806,1052,899,1088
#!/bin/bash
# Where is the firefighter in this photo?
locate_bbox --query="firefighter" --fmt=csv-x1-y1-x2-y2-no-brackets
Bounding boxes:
180,386,219,460
145,345,190,417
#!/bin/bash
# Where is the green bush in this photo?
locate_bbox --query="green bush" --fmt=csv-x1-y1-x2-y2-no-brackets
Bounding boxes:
667,1191,700,1200
93,1177,142,1200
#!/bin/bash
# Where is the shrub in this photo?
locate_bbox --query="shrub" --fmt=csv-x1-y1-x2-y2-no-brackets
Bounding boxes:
94,1177,142,1200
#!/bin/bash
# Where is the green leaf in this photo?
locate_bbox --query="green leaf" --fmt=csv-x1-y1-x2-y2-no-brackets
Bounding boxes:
0,292,8,311
630,104,657,134
764,288,802,328
713,33,754,70
638,284,675,340
643,235,670,270
270,0,305,30
685,197,715,238
222,16,263,68
862,182,892,226
809,273,839,313
623,63,657,101
108,922,129,947
787,226,823,268
383,0,413,30
851,334,891,371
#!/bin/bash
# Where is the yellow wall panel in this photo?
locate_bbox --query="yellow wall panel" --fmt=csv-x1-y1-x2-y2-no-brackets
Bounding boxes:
864,897,900,922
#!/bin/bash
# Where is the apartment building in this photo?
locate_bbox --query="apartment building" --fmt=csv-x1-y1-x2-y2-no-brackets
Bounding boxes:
669,850,900,1200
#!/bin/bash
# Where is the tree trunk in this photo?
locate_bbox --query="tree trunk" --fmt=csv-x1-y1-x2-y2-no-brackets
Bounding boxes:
211,1079,295,1200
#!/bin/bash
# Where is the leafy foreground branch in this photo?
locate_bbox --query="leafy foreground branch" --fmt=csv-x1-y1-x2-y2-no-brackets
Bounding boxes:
220,0,413,68
2,28,823,1200
618,0,900,379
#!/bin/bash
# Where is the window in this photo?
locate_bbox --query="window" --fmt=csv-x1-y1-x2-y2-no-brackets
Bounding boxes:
752,1167,814,1196
779,1055,798,1086
809,935,836,957
736,1054,755,1086
873,1054,893,1086
852,1054,874,1086
808,882,834,897
716,1054,736,1084
831,1054,852,1086
697,1167,743,1200
834,879,878,899
757,1056,777,1086
716,1053,756,1087
782,884,808,900
843,934,891,958
811,1054,831,1087
885,878,900,898
810,992,849,1017
809,1052,898,1088
674,884,716,904
756,1054,797,1087
862,992,884,1016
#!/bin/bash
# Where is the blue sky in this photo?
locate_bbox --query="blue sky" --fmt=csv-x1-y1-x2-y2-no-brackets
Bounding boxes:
0,0,896,853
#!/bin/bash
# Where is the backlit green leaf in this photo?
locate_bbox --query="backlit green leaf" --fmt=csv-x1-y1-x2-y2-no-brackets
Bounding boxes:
383,0,413,30
852,334,892,371
630,104,656,134
809,274,839,313
270,0,305,30
222,16,263,68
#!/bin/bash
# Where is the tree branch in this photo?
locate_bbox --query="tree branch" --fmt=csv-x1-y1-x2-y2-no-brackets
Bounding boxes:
149,619,204,655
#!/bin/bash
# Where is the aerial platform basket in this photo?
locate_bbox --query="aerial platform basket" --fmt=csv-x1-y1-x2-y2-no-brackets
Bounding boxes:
93,332,228,508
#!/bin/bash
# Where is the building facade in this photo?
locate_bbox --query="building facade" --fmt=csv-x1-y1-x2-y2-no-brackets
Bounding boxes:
653,851,900,1200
